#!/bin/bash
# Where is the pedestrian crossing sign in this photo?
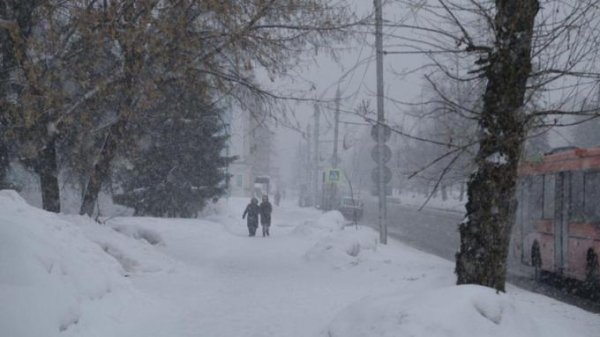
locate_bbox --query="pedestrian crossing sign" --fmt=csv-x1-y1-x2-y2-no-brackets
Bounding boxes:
326,169,341,184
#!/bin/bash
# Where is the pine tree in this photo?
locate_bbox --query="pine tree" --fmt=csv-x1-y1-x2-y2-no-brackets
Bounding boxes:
113,81,235,218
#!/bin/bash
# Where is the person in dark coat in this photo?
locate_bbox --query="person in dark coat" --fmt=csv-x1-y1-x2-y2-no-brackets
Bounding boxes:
242,197,260,236
259,195,273,237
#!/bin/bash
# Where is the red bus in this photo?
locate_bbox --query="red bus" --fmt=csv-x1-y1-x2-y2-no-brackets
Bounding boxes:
512,147,600,284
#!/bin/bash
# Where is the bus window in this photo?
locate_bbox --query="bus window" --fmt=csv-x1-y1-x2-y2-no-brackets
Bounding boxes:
543,174,555,219
530,175,543,220
570,171,585,222
520,175,543,221
584,171,600,222
520,176,542,233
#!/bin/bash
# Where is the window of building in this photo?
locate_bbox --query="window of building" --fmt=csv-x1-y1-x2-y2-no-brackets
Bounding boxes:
236,175,243,188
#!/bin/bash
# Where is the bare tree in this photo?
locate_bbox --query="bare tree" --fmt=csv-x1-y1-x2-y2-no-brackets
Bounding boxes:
77,0,359,216
380,0,600,291
0,1,358,215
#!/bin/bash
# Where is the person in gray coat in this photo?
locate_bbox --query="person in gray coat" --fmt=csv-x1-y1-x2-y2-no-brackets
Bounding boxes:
243,197,260,236
259,195,272,237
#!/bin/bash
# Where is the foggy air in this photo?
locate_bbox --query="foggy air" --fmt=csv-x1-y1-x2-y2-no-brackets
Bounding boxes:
1,1,599,337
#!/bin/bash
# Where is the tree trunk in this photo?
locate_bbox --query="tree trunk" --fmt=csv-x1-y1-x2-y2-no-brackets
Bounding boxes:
0,4,15,189
37,136,60,212
80,120,124,216
455,0,539,292
0,140,9,189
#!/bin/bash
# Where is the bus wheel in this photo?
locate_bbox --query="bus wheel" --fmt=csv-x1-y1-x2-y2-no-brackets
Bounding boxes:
585,248,599,287
531,241,542,281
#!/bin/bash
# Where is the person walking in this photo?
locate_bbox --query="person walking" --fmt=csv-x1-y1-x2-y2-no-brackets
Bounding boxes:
259,195,273,237
242,197,260,236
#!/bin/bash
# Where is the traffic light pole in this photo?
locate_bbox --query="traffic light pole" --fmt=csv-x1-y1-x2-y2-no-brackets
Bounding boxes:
375,0,387,244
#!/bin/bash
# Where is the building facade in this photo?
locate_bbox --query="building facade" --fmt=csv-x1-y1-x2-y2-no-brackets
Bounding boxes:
225,104,272,197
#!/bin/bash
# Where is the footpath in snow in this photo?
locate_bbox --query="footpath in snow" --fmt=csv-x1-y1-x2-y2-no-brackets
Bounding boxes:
1,191,598,337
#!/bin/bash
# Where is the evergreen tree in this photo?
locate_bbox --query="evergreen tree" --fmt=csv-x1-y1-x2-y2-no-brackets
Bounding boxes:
113,80,235,218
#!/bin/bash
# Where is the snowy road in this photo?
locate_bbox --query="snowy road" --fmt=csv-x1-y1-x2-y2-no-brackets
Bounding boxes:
361,199,463,261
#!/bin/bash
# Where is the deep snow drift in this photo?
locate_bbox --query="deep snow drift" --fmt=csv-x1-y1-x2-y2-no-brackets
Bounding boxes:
1,191,598,337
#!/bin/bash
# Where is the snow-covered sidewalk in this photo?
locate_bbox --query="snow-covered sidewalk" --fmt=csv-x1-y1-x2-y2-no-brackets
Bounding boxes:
1,192,598,337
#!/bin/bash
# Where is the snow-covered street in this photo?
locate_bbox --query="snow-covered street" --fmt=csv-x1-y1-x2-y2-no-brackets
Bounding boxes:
1,192,599,337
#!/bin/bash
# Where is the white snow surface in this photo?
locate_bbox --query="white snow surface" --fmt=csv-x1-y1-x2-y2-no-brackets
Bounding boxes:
1,191,598,337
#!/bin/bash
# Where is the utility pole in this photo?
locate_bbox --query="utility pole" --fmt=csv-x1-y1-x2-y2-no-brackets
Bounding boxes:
306,124,312,205
313,104,320,208
375,0,388,244
332,87,341,169
327,87,341,211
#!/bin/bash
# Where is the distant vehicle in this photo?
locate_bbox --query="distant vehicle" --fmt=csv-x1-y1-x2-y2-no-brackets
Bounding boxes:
254,176,270,198
513,147,600,286
337,196,363,222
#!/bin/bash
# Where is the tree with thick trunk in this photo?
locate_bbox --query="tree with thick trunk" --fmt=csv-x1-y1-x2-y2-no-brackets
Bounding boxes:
79,121,124,216
0,6,13,189
455,0,540,292
78,0,357,216
36,135,60,212
0,1,62,212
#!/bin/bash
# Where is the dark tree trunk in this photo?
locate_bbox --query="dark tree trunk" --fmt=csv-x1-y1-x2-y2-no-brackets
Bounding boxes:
36,136,60,212
80,119,124,216
0,3,16,189
455,0,539,292
0,140,9,189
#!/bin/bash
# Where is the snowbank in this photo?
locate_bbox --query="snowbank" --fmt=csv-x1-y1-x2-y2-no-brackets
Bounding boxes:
0,191,130,336
0,191,178,337
74,216,175,274
301,211,379,267
327,284,597,337
292,210,347,236
328,285,529,337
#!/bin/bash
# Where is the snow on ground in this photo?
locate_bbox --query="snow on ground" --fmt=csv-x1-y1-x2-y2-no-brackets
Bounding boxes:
1,191,598,337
